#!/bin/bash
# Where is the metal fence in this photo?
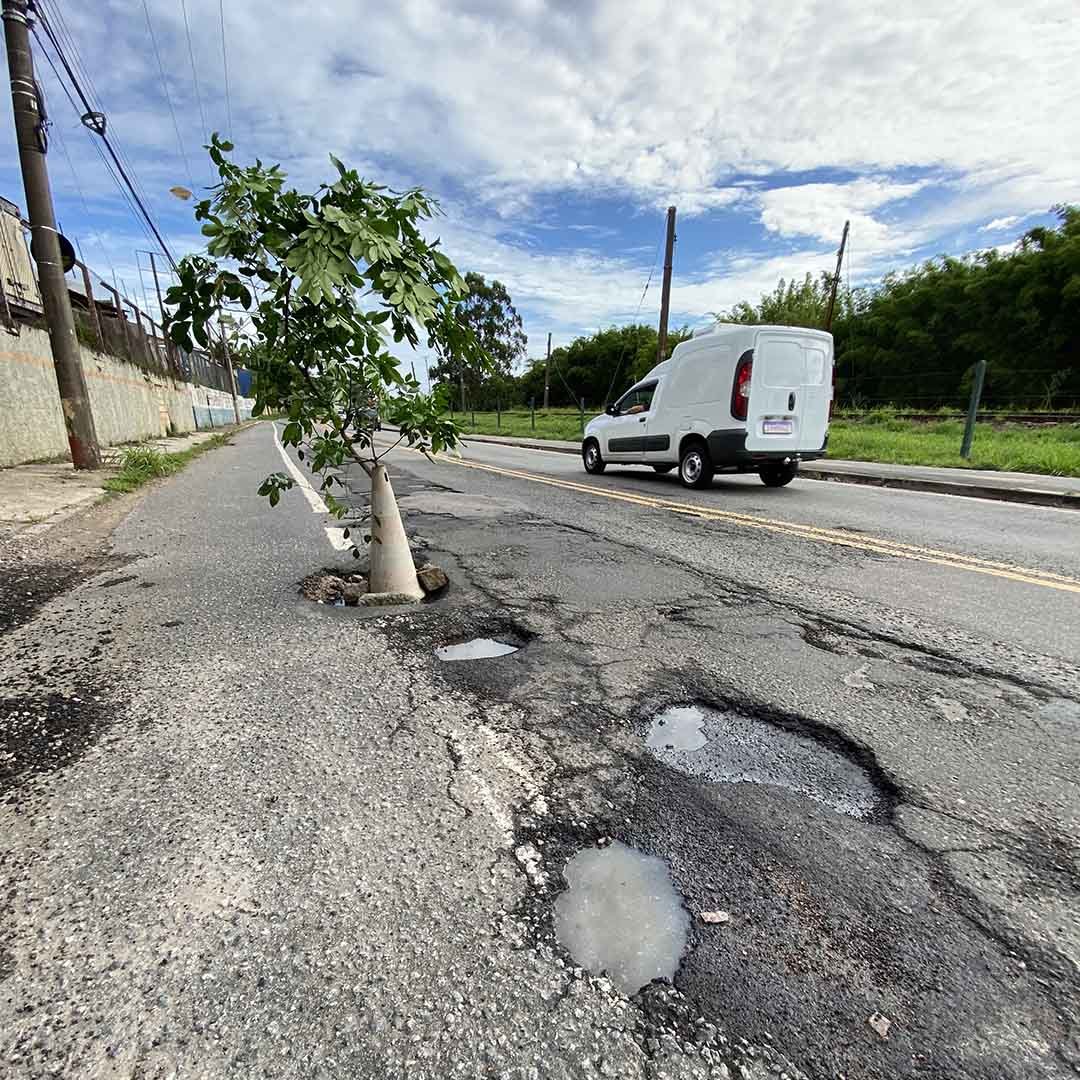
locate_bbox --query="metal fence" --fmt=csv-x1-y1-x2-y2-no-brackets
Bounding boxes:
1,199,241,396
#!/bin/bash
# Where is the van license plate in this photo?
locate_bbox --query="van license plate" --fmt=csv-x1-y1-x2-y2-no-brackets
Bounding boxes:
763,419,793,435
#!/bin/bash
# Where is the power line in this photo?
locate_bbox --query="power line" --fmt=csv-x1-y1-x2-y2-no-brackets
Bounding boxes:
36,0,156,216
141,0,194,190
30,22,160,259
179,0,209,160
30,5,177,268
219,0,232,138
41,93,115,276
602,217,665,404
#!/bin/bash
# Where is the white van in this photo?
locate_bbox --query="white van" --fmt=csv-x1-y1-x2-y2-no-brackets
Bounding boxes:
582,323,833,489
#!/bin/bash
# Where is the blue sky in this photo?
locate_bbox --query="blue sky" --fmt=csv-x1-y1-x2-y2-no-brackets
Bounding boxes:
2,0,1077,370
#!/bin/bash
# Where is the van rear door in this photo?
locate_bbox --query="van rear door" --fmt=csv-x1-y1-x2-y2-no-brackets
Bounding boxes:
745,330,832,453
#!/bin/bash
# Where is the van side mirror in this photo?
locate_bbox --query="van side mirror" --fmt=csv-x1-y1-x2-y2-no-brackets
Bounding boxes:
606,403,617,415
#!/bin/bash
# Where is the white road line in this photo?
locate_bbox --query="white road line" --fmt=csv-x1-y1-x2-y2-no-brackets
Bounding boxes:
271,423,353,551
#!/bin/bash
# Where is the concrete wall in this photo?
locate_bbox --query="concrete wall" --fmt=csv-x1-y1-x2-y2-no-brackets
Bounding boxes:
0,325,252,467
191,385,255,431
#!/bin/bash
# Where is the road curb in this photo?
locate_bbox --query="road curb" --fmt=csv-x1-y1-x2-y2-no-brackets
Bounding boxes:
396,431,1080,511
799,468,1080,510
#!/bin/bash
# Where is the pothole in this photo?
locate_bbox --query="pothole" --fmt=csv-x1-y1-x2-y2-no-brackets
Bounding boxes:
298,560,448,607
435,638,520,661
553,841,689,996
646,706,707,751
644,703,883,819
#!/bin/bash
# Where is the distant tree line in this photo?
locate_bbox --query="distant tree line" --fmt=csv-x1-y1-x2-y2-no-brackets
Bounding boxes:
718,205,1080,410
434,206,1079,413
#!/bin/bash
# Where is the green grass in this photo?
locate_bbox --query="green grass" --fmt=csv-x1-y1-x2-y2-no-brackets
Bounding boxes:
451,407,588,442
102,434,232,493
449,409,1080,478
827,419,1080,476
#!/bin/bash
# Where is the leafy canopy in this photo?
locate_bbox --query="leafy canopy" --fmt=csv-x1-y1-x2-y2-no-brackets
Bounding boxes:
713,206,1080,410
165,134,482,526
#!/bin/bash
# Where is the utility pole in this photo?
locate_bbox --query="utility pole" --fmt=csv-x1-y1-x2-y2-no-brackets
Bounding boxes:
823,220,849,332
543,331,551,411
3,0,101,468
218,319,241,425
656,205,676,365
147,250,175,371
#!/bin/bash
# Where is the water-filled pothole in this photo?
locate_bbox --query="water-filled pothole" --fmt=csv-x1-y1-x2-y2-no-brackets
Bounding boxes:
553,841,689,996
435,638,520,661
645,704,882,819
646,706,707,751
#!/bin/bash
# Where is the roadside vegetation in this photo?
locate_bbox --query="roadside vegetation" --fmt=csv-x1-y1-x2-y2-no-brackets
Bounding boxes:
431,207,1079,421
827,416,1080,476
103,435,232,493
450,409,1080,478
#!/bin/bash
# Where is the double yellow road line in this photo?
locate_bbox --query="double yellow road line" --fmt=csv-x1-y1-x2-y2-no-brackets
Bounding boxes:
424,452,1080,596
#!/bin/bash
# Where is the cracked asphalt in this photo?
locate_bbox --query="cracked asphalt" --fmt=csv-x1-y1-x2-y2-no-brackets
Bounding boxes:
1,421,1078,1080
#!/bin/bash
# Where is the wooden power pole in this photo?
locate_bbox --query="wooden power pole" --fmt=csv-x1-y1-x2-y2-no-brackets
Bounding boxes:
656,206,676,365
3,0,101,468
543,331,551,410
823,220,850,332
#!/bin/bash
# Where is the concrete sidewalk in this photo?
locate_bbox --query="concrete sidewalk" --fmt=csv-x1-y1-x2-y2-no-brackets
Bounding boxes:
0,427,247,535
454,431,1080,510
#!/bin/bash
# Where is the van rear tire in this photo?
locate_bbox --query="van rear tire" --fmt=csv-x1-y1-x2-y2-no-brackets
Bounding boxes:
583,439,606,475
679,442,714,489
760,462,798,487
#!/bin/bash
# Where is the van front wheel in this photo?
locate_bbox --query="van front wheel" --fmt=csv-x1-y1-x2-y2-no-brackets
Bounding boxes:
760,462,798,487
583,440,606,475
679,442,714,489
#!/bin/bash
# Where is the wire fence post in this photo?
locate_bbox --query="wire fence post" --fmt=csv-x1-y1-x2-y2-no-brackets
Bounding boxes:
471,408,475,428
497,399,501,430
531,396,535,431
580,397,585,432
960,359,987,459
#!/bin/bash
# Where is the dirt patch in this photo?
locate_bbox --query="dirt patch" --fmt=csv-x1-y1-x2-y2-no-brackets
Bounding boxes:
0,496,139,638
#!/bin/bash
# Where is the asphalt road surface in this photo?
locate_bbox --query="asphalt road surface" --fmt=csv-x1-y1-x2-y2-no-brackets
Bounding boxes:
2,421,1077,1080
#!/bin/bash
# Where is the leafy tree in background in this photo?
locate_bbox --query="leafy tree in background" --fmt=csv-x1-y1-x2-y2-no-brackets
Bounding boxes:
715,272,850,328
517,323,691,409
165,135,481,592
716,207,1080,410
429,272,526,409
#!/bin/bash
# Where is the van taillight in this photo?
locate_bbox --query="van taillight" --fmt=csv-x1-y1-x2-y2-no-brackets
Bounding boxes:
732,356,752,421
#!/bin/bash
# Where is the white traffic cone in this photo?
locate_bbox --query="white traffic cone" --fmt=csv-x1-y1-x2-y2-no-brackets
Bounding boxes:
367,463,423,600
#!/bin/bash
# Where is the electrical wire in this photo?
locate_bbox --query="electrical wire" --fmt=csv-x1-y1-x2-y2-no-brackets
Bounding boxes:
30,8,177,268
141,0,194,190
40,0,158,215
37,0,157,216
219,0,232,139
179,0,209,158
31,24,160,260
43,100,116,277
601,218,666,405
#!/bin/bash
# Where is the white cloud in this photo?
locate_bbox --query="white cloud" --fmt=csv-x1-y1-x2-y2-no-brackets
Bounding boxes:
11,0,1076,349
980,216,1021,232
757,178,929,250
48,1,1079,224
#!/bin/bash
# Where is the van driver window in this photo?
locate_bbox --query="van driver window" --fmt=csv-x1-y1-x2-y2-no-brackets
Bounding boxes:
619,384,655,415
